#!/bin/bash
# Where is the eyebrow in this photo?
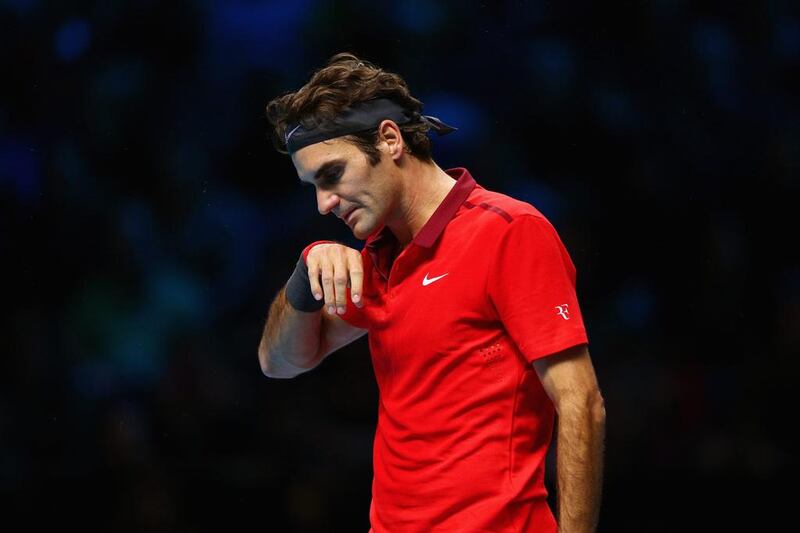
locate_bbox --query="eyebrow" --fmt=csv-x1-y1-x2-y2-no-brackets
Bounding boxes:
299,158,347,185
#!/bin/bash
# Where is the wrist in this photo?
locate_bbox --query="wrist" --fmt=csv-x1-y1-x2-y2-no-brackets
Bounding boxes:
301,240,337,264
286,257,324,312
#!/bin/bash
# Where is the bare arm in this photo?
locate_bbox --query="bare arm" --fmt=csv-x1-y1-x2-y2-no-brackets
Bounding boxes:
534,343,605,533
258,287,366,378
258,243,367,379
258,287,322,378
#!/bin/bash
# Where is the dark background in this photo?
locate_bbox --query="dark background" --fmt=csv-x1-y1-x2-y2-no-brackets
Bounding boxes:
2,1,797,531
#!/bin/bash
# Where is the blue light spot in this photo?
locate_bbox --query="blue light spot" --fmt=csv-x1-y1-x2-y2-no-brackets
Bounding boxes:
393,0,444,33
119,200,159,265
503,178,564,222
614,281,656,331
0,137,41,204
55,17,91,63
147,267,207,326
1,0,37,14
594,87,640,132
529,39,576,91
109,313,164,384
417,93,484,145
209,0,314,69
775,18,800,59
692,22,741,110
692,22,735,64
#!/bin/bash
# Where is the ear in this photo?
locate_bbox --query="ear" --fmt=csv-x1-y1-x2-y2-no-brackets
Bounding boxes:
376,119,404,162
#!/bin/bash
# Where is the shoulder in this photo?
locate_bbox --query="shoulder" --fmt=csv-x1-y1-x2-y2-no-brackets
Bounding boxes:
462,185,554,233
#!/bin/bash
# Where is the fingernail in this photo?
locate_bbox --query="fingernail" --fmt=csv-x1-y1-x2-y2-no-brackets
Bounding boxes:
315,293,322,300
337,306,345,314
328,306,335,314
352,294,360,303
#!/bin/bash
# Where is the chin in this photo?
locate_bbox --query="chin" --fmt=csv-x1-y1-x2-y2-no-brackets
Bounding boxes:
352,226,369,240
351,219,374,240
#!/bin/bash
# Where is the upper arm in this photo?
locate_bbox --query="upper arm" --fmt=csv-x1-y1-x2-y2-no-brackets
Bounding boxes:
317,309,368,361
533,343,604,414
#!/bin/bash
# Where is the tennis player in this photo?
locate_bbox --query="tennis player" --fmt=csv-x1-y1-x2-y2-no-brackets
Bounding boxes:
259,53,605,533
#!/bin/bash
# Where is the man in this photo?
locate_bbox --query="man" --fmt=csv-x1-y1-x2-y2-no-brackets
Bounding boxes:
259,53,605,533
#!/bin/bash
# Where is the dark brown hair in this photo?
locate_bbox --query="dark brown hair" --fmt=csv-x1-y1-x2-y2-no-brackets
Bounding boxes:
265,52,433,165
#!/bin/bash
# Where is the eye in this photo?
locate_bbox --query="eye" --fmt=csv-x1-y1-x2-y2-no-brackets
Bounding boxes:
322,168,342,184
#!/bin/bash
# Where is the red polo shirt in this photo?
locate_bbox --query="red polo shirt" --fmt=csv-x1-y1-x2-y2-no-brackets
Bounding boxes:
340,167,589,532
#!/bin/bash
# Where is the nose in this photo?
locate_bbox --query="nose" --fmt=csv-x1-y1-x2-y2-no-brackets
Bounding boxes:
316,188,340,215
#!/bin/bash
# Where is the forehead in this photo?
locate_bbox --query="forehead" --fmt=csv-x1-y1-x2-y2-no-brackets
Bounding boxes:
292,138,360,183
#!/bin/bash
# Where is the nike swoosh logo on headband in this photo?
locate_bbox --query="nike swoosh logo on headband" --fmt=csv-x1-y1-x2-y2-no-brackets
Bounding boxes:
285,124,302,143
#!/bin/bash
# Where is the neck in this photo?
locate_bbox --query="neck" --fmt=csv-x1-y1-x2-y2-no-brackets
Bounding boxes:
386,157,456,246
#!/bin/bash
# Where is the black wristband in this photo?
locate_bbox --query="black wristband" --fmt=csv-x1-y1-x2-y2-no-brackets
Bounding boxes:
285,257,324,312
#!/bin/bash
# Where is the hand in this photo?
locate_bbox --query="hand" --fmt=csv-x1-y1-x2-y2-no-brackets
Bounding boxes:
305,243,364,315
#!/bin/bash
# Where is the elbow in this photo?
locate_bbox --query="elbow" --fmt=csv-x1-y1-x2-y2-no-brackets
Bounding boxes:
259,351,296,379
592,390,606,427
258,345,276,378
258,342,291,379
259,358,275,379
556,388,606,427
258,341,311,380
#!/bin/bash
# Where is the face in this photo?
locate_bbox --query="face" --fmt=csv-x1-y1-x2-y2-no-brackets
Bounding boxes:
292,136,398,240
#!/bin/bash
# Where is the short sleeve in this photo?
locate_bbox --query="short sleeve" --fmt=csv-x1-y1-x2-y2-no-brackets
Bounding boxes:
487,215,589,363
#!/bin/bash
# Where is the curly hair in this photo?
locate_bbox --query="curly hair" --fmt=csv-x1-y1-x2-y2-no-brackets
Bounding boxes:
265,52,433,165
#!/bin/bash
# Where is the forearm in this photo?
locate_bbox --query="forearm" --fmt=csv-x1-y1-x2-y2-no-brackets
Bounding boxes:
555,396,606,533
258,287,323,378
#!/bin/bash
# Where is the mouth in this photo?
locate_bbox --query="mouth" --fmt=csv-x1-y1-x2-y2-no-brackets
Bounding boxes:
343,208,358,224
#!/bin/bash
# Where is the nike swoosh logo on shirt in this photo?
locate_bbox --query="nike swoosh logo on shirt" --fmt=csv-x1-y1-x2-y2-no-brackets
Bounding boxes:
422,272,449,286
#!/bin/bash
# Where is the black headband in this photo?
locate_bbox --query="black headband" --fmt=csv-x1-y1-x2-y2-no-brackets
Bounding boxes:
284,97,457,153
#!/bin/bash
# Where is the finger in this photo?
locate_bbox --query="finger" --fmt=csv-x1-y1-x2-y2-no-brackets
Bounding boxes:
306,257,323,302
319,260,336,315
332,251,349,314
348,250,364,308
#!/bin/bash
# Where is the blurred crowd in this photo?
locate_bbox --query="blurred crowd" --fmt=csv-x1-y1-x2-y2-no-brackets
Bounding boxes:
1,1,797,531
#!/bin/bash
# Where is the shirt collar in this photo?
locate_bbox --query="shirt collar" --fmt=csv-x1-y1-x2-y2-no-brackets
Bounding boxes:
366,167,477,252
